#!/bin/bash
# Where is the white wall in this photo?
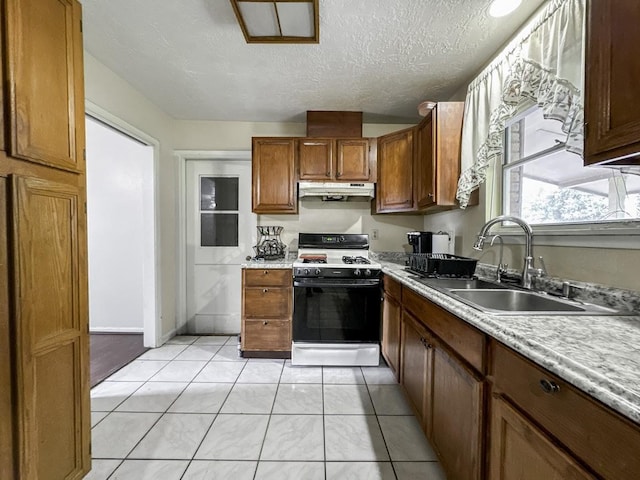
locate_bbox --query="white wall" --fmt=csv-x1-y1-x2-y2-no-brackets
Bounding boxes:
84,52,419,340
86,117,154,332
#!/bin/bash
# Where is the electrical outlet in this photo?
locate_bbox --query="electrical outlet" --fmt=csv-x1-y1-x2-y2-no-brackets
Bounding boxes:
372,229,379,240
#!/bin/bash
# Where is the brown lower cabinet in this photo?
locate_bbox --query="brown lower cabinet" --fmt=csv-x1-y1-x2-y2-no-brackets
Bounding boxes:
382,274,640,480
381,276,402,378
241,268,292,356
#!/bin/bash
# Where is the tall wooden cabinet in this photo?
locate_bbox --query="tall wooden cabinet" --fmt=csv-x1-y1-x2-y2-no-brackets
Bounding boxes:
251,138,297,213
585,0,640,166
0,1,90,479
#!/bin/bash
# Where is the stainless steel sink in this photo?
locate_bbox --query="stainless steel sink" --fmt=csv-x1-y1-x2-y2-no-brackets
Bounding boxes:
449,289,623,316
415,277,508,290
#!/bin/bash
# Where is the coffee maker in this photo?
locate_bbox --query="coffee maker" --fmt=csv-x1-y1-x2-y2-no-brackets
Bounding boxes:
407,231,449,254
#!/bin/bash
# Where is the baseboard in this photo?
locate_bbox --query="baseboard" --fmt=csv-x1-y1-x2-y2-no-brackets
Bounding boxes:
90,327,144,334
159,327,178,346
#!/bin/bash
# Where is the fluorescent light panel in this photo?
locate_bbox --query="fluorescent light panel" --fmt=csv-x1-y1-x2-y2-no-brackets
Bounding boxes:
231,0,318,43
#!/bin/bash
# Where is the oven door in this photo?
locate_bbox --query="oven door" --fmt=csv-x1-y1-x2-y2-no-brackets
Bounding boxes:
293,277,382,343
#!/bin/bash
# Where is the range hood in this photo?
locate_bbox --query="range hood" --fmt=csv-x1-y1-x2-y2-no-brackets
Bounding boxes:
298,181,375,201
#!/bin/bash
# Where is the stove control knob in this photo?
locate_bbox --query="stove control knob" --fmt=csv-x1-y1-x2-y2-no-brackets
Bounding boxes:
354,269,362,277
314,268,321,275
304,268,310,275
365,269,372,276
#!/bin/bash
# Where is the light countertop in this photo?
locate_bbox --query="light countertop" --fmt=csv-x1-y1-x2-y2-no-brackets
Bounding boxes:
381,261,640,425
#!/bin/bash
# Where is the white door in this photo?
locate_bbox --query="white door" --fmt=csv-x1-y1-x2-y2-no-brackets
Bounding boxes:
186,159,256,334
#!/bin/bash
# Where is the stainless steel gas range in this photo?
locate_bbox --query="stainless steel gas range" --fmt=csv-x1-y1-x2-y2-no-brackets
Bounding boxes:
291,233,382,366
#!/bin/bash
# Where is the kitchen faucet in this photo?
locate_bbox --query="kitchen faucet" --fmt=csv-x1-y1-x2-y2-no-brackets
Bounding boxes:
473,215,545,289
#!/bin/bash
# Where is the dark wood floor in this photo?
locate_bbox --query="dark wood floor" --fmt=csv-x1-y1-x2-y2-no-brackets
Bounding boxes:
90,333,148,387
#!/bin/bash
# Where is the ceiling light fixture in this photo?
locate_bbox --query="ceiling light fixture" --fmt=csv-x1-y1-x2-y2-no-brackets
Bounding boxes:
488,0,522,18
230,0,319,44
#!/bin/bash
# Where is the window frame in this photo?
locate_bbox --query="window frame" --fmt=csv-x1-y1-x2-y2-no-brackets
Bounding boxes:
486,106,640,250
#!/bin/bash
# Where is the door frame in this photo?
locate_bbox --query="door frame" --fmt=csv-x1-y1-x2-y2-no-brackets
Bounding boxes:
175,150,252,335
86,101,161,347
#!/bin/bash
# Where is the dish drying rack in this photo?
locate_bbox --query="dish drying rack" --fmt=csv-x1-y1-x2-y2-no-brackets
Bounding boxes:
407,253,478,278
253,226,287,260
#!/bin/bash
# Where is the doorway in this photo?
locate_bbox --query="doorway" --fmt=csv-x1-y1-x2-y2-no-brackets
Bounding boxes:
184,156,256,335
85,113,158,385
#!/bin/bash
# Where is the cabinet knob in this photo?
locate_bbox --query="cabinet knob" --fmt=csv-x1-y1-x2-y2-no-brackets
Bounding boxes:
403,199,411,204
263,320,268,325
326,171,331,177
539,378,560,394
336,172,342,178
262,288,269,293
263,270,269,275
427,193,434,198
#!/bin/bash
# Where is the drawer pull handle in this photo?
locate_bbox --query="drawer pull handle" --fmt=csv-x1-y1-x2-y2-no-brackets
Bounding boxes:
539,379,560,394
262,288,269,293
263,321,268,325
263,270,269,275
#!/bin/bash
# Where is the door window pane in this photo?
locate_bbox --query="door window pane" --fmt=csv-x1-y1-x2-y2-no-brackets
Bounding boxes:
200,177,238,211
201,213,238,246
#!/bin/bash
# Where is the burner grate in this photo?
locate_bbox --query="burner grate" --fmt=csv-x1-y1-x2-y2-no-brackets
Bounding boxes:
342,255,371,265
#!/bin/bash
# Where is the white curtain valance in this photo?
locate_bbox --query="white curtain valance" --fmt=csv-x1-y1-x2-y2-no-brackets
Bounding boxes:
456,0,586,209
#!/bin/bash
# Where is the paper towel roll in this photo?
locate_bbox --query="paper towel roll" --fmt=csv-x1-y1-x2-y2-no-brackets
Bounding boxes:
432,234,450,254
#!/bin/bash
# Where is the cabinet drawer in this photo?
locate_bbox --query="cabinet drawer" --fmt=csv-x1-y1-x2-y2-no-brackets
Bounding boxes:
242,319,291,351
243,268,292,287
243,287,292,318
491,341,640,480
403,288,485,373
383,274,402,300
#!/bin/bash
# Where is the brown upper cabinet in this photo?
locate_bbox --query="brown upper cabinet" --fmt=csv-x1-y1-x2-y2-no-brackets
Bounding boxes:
298,138,373,182
252,137,297,214
585,1,640,166
5,0,85,173
415,103,464,211
376,102,465,214
376,127,415,212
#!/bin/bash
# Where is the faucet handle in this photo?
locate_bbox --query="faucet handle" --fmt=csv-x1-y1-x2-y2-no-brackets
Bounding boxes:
536,256,548,276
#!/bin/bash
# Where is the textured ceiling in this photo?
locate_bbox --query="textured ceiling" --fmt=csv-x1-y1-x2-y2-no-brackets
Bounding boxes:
81,0,546,124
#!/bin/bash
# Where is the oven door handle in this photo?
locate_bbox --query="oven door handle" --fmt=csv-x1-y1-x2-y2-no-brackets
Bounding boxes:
293,279,381,288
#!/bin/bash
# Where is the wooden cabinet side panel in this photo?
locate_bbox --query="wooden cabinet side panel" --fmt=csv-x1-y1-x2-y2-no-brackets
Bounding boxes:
431,344,484,480
434,102,464,205
489,394,594,480
0,178,15,480
585,1,640,165
6,0,83,172
11,175,89,480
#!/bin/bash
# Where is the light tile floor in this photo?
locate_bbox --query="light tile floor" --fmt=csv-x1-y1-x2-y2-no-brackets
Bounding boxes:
88,335,447,480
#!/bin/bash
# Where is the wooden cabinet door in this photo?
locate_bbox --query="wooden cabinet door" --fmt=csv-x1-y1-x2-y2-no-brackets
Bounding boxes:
489,394,593,480
381,291,401,379
252,138,297,213
431,344,483,480
585,1,640,166
5,0,85,172
336,139,370,181
377,128,415,212
416,112,436,209
11,175,90,480
299,138,333,180
400,311,432,426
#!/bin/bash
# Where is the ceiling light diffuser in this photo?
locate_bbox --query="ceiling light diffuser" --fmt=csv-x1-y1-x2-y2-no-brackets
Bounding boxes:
489,0,523,18
230,0,319,44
